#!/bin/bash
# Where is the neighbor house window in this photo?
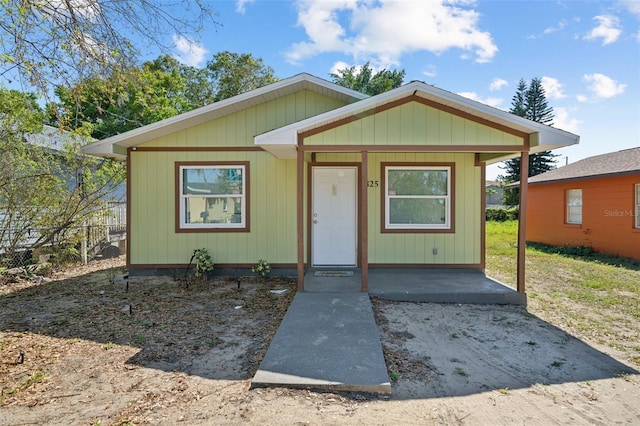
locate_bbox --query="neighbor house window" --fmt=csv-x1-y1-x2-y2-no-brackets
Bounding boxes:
635,184,640,229
177,162,249,232
566,189,582,224
383,164,453,232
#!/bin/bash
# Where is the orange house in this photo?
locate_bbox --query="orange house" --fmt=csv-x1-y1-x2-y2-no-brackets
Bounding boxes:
526,147,640,260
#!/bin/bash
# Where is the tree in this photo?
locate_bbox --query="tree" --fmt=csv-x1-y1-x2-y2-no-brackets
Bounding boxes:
0,88,124,265
207,51,278,102
53,55,206,139
53,53,278,139
330,62,405,95
0,1,217,95
500,78,559,205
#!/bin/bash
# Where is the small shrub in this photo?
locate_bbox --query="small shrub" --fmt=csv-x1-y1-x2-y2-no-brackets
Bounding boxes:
528,242,594,257
486,207,519,222
193,248,214,278
251,259,272,278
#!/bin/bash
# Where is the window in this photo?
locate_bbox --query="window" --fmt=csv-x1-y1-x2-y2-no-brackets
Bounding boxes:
383,164,452,231
177,162,249,231
566,189,582,224
636,184,640,229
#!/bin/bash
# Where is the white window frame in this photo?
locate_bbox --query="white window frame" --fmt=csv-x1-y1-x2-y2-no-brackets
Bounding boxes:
566,188,582,225
384,165,452,231
635,184,640,229
178,163,248,231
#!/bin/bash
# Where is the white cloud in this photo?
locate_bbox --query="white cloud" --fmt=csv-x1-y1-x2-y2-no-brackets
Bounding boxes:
329,61,352,75
422,65,437,79
236,0,255,15
583,73,626,98
584,15,622,45
489,78,508,91
287,0,498,67
543,19,567,35
541,76,566,99
49,0,101,20
576,94,589,102
457,91,503,108
621,0,640,16
552,107,581,133
172,35,208,67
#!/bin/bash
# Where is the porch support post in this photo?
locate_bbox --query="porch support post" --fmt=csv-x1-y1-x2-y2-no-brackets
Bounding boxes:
360,151,369,292
296,148,305,291
517,150,529,293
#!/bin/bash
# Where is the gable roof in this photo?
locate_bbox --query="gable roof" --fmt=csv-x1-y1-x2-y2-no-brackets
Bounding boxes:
256,79,579,160
81,73,367,160
82,73,579,162
528,147,640,185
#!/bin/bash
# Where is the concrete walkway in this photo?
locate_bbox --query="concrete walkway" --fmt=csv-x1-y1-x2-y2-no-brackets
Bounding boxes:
252,292,391,394
252,268,525,394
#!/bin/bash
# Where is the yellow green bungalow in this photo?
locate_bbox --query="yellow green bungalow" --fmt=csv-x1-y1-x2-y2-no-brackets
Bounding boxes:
83,73,578,298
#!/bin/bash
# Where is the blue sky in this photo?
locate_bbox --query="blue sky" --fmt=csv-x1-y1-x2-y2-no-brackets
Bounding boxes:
164,1,637,178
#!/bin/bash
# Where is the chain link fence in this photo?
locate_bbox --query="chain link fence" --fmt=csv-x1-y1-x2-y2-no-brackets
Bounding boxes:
1,202,126,279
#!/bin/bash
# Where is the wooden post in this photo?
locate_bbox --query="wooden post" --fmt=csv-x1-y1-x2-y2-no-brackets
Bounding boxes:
360,151,368,292
296,149,305,291
517,150,529,293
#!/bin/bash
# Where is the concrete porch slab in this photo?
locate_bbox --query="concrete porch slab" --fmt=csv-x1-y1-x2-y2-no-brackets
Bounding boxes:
251,292,391,394
304,268,526,305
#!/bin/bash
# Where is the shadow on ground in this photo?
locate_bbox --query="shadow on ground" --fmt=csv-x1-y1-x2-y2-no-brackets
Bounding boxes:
0,266,296,382
1,266,637,400
373,299,639,400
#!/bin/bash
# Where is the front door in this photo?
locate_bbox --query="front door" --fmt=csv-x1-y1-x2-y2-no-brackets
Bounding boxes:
312,167,357,266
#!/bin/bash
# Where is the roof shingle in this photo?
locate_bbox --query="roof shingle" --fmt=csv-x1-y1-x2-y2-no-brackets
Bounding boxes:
528,147,640,185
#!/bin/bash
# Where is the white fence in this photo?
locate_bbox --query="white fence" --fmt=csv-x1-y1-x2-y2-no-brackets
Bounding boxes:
0,202,126,268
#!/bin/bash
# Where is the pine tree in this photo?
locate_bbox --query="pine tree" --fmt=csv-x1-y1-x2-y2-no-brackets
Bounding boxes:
500,78,559,205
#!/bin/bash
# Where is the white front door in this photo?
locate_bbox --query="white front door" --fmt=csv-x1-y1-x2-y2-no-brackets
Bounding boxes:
312,167,357,266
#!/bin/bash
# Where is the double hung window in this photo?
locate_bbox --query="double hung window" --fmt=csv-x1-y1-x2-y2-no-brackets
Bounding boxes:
383,164,452,231
177,162,248,231
566,189,582,224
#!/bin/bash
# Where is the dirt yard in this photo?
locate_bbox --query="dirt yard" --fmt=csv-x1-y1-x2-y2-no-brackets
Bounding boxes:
1,258,639,425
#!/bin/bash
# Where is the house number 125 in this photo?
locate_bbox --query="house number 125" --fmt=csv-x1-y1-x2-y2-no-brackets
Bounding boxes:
367,180,379,188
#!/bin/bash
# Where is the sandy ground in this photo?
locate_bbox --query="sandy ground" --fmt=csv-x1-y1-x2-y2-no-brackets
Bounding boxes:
1,257,639,425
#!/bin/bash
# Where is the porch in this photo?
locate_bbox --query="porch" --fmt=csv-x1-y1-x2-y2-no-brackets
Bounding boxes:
304,268,526,305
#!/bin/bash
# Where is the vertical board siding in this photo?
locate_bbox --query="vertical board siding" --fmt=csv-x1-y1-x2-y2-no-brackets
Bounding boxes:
141,91,347,149
314,152,481,265
305,102,522,147
130,151,298,265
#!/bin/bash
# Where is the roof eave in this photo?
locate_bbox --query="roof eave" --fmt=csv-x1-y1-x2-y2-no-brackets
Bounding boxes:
82,73,367,159
256,81,581,158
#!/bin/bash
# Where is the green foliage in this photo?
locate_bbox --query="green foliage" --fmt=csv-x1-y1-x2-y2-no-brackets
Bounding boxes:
527,242,594,257
53,52,278,140
53,55,199,139
330,62,405,95
207,51,279,102
499,78,560,204
1,88,125,262
251,259,272,278
193,248,214,278
486,207,519,222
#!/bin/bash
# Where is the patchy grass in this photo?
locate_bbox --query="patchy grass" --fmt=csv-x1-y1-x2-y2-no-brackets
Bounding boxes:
486,220,640,366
